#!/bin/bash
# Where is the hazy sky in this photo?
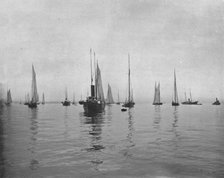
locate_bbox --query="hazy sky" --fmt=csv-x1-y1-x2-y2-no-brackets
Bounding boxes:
0,0,223,102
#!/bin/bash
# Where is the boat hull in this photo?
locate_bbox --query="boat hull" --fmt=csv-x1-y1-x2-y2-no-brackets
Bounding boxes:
83,101,105,114
212,101,220,105
122,102,135,108
153,103,163,105
62,101,71,106
172,102,179,106
28,103,37,108
182,101,198,105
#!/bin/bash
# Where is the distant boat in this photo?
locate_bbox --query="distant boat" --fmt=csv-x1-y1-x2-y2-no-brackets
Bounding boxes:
212,98,221,105
62,88,71,106
24,93,30,105
181,90,199,105
116,91,121,105
153,82,163,105
79,94,84,105
122,54,135,108
5,89,12,106
72,93,77,105
106,83,114,104
42,93,45,104
28,65,39,108
83,49,105,114
172,70,179,106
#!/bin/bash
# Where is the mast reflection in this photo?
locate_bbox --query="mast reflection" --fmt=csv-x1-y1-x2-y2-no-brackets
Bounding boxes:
123,109,135,158
0,108,5,177
29,109,39,170
153,106,161,129
80,111,105,169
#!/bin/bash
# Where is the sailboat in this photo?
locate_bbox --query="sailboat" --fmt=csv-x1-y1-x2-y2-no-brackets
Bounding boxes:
212,98,221,105
122,54,135,108
172,70,179,106
79,94,84,105
5,89,12,106
72,92,77,105
28,65,39,108
106,84,114,104
181,90,199,105
24,93,30,105
116,91,121,105
61,88,71,106
42,93,45,104
83,49,105,114
153,82,163,105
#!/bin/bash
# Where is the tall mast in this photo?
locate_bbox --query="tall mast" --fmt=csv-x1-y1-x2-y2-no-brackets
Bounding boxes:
158,82,160,103
190,89,192,101
174,69,178,103
128,54,130,103
90,48,93,85
184,92,187,101
118,90,119,102
94,52,97,99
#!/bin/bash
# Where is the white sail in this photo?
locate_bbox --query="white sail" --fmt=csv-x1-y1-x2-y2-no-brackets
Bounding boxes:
153,82,161,104
7,89,12,103
106,84,114,104
42,93,45,104
95,64,104,101
31,65,38,103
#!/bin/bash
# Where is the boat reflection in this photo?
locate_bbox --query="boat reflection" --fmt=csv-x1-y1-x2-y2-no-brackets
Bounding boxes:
123,109,135,158
0,108,5,177
173,106,178,128
80,112,105,169
29,109,39,170
153,106,161,128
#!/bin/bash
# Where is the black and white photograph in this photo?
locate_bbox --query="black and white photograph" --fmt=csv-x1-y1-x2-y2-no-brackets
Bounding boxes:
0,0,223,177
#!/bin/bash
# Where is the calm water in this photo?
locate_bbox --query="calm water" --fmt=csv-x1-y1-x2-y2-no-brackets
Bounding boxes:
0,103,223,178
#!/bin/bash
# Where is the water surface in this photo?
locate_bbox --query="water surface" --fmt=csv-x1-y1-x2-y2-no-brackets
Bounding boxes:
0,103,223,177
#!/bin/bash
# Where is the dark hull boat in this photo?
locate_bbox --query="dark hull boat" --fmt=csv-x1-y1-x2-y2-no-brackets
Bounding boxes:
62,88,71,106
62,100,71,106
28,102,37,108
79,100,84,105
153,103,163,105
172,101,179,106
83,98,105,114
83,49,105,115
181,101,198,105
122,102,135,108
181,90,200,105
212,98,221,105
213,101,220,105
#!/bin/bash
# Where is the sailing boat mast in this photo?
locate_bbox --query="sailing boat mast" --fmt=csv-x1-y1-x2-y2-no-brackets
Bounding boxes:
172,69,179,106
42,93,45,104
190,89,192,101
128,54,131,103
174,70,178,103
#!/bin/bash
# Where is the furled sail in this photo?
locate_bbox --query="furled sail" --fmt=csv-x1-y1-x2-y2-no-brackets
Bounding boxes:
95,64,104,102
106,84,114,104
31,65,38,103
